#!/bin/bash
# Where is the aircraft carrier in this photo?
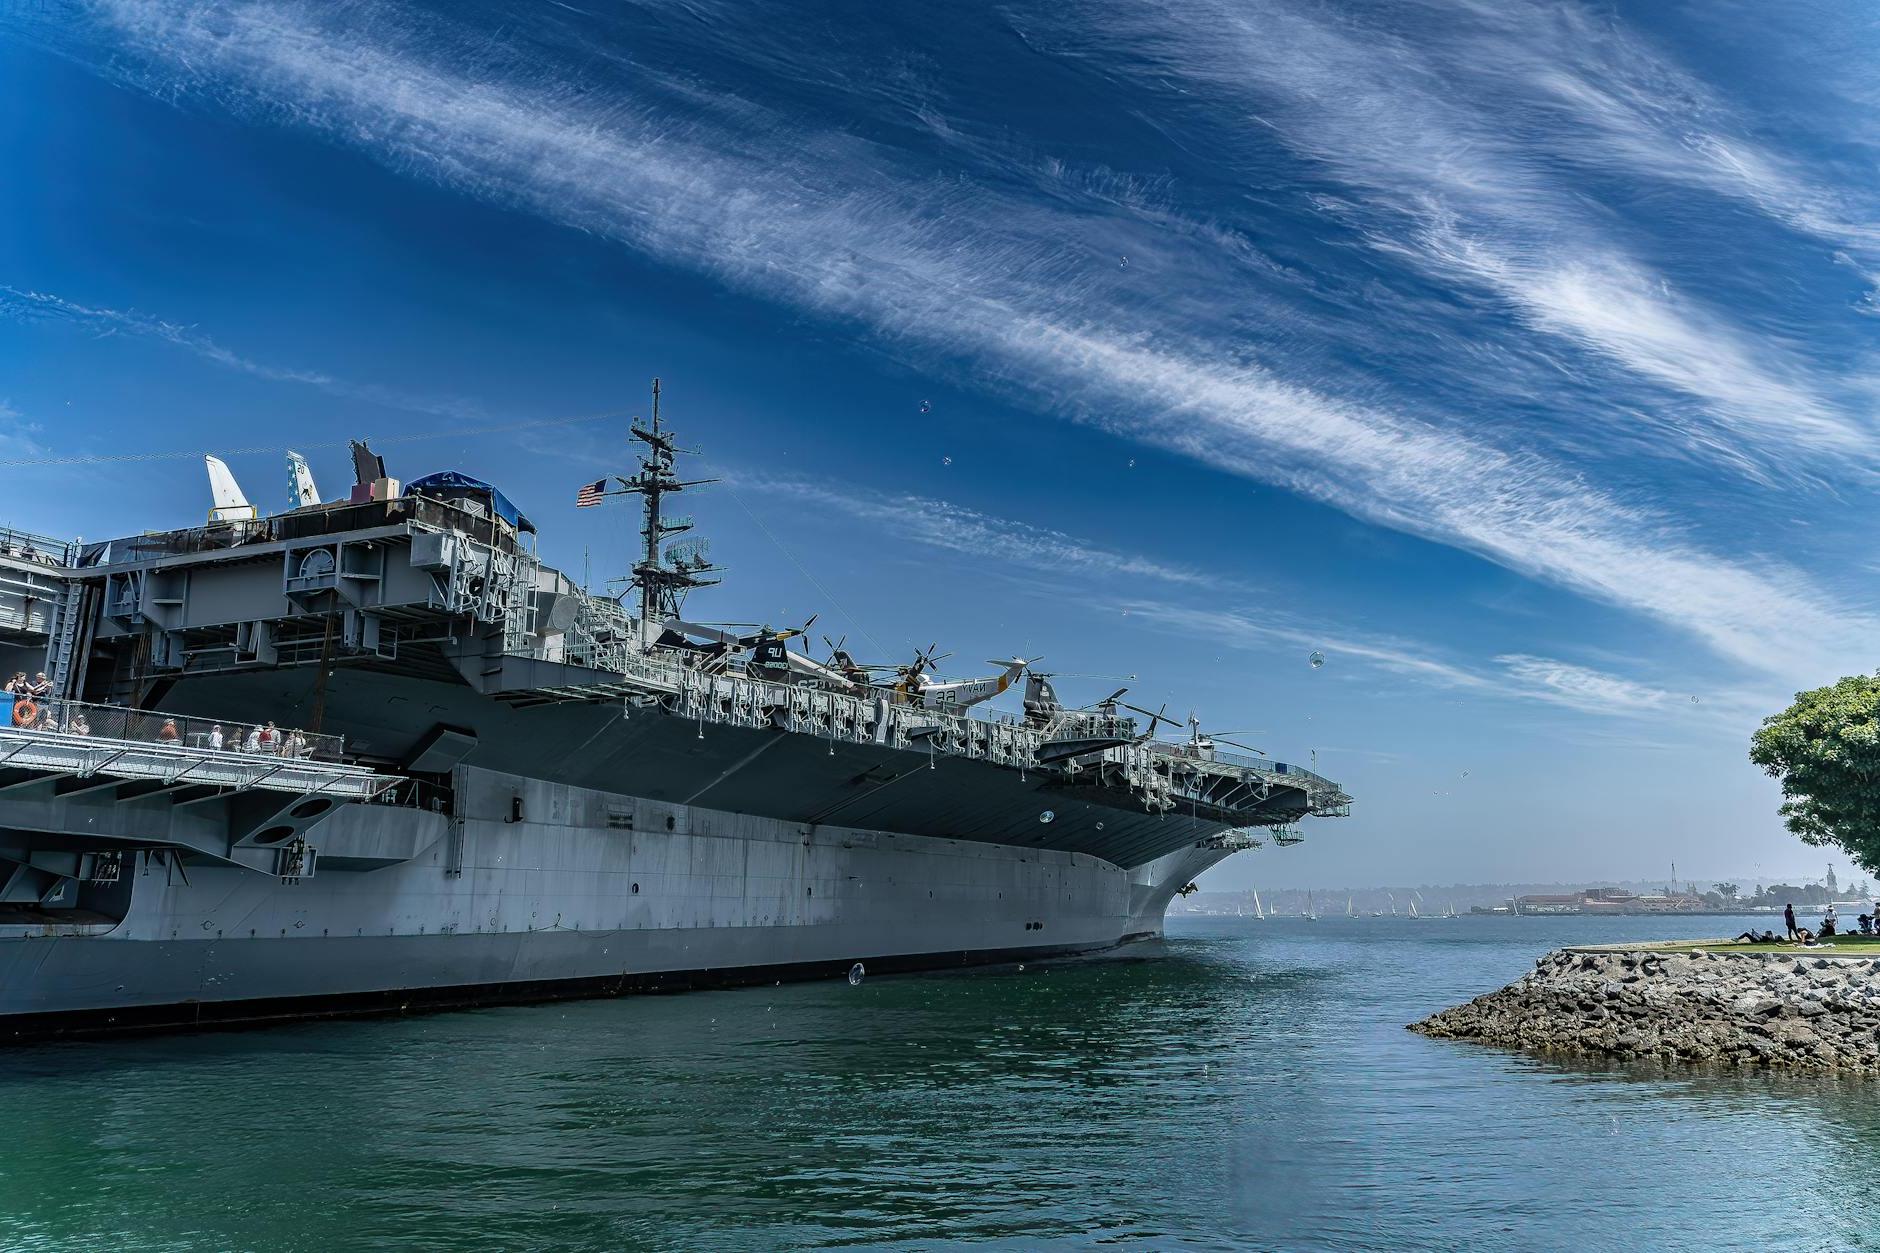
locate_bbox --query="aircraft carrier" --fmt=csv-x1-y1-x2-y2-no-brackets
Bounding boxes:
0,387,1349,1038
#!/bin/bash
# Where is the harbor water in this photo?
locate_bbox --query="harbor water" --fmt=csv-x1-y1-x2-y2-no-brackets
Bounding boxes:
1,913,1876,1250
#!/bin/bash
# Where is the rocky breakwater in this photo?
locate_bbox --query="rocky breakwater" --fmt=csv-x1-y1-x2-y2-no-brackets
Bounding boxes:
1413,947,1880,1071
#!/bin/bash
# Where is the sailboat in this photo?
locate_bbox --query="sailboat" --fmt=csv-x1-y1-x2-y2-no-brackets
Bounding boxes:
1305,891,1318,921
1386,891,1398,917
1346,896,1355,918
1253,889,1266,920
1408,898,1420,919
1445,902,1458,919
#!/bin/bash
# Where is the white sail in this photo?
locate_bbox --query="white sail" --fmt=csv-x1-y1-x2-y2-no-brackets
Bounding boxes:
205,455,256,521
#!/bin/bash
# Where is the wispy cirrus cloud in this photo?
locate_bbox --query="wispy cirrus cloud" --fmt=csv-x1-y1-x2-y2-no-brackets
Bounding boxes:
743,474,1702,720
29,0,1880,686
1049,0,1877,477
1120,601,1736,723
1493,653,1673,717
1464,0,1880,263
731,473,1213,588
0,401,47,462
0,284,485,420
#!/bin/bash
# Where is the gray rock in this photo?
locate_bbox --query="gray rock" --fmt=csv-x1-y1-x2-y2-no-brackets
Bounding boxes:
1409,947,1880,1072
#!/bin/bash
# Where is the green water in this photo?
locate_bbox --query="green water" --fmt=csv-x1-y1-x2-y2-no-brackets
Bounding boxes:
3,915,1878,1250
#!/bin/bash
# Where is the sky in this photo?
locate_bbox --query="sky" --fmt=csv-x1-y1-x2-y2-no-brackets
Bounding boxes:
2,0,1876,889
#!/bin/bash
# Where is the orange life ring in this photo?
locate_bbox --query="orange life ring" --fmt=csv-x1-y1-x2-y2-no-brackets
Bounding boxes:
12,700,37,727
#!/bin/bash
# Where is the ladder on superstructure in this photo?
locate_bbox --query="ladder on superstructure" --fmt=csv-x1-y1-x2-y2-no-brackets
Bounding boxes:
45,548,88,701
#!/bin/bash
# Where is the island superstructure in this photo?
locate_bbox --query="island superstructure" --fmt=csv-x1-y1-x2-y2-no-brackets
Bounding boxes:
0,387,1349,1037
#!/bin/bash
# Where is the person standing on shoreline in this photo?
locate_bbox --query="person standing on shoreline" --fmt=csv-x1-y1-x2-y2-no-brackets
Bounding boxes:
1785,902,1798,941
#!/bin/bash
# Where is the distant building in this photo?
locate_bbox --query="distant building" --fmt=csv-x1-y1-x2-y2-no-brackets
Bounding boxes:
1513,894,1584,915
1514,887,1706,915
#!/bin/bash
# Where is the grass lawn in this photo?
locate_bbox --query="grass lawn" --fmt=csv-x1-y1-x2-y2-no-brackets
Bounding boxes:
1668,932,1880,956
1564,932,1880,956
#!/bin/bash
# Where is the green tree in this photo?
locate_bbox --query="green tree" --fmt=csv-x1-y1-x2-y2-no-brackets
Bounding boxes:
1751,673,1880,874
1712,882,1738,900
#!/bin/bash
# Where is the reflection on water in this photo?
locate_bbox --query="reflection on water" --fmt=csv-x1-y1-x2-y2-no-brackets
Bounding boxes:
1,915,1877,1250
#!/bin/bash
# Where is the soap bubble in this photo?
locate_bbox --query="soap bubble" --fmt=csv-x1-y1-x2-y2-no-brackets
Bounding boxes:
1691,696,1700,704
1119,255,1130,269
942,456,952,466
1308,650,1325,669
847,962,865,986
1039,810,1055,823
1095,822,1105,830
1127,458,1135,468
1017,963,1026,972
919,399,932,414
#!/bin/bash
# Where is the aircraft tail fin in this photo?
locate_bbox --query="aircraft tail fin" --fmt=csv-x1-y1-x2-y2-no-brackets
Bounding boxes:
205,455,257,522
287,450,320,508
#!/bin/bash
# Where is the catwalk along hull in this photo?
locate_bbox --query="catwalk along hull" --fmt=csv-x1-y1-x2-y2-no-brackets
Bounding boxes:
0,764,1229,1039
151,666,1282,870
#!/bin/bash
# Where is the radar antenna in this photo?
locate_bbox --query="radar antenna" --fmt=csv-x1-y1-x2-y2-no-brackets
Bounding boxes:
614,378,721,647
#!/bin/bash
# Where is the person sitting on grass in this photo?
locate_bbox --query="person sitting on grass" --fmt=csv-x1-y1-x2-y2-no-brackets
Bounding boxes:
1860,914,1874,936
1734,930,1780,943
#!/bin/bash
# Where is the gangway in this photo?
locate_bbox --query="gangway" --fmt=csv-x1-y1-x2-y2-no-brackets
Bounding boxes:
0,724,392,801
0,710,401,904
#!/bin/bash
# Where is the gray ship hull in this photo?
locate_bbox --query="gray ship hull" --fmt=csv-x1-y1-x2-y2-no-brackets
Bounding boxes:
0,763,1228,1039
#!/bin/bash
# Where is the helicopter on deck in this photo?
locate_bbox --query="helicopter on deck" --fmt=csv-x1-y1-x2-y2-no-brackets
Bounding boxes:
881,645,1035,711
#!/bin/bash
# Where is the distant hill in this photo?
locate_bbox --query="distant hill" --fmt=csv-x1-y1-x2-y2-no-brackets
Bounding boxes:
1171,874,1871,918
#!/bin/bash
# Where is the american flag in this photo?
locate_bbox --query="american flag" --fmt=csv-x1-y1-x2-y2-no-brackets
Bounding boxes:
575,478,606,508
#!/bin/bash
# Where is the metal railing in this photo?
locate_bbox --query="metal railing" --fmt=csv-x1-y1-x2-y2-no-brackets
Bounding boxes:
0,697,346,762
85,494,534,568
0,527,76,569
1142,740,1339,791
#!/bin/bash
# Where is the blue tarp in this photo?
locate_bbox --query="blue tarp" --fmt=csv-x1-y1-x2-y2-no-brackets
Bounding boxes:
403,471,535,534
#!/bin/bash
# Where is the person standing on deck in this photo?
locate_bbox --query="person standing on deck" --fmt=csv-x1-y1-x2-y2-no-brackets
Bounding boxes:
1785,902,1798,941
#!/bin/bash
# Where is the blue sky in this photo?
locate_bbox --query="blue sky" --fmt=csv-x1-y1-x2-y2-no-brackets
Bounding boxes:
3,0,1876,889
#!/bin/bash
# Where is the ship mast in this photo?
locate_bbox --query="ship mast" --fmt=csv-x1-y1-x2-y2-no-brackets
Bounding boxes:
618,378,719,649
